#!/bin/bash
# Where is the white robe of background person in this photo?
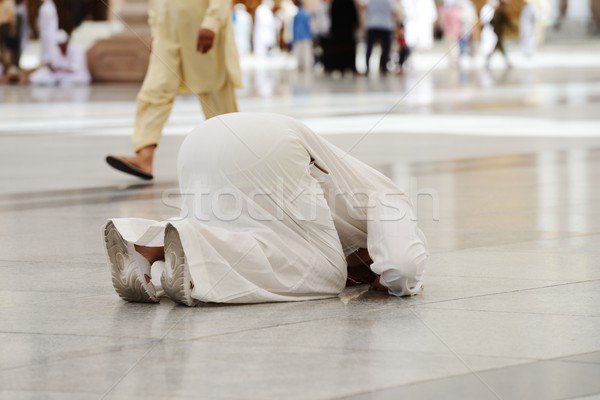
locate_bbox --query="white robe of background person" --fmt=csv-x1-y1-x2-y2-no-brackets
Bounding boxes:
277,0,298,48
38,0,58,65
233,4,252,56
402,0,437,51
30,42,91,86
108,113,429,304
253,0,277,57
520,0,548,58
479,3,497,57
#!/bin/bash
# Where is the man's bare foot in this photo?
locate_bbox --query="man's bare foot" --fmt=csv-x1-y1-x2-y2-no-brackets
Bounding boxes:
106,145,156,179
118,145,156,175
134,245,165,264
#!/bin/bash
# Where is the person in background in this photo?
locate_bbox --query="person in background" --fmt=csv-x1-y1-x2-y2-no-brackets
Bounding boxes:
14,0,29,67
292,0,313,71
440,0,462,66
311,0,330,67
233,3,252,56
479,0,497,63
105,0,242,181
519,0,541,58
322,0,358,75
278,0,297,51
363,0,397,75
38,0,58,66
28,29,91,86
458,0,477,58
0,0,16,74
402,0,437,52
395,23,410,73
488,0,516,68
254,0,277,57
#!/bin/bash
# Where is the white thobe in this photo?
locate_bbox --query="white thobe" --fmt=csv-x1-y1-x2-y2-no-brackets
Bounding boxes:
38,0,58,65
479,4,497,57
253,4,277,57
30,43,91,86
233,7,253,56
403,0,437,51
520,3,537,57
109,113,429,304
278,0,298,46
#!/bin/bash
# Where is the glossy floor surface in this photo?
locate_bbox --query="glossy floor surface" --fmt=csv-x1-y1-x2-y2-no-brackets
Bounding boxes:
1,43,600,399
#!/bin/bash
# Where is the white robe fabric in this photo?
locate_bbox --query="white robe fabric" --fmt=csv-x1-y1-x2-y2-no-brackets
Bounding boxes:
253,2,277,57
233,5,252,56
30,43,91,86
403,0,438,51
278,0,298,47
109,113,428,303
520,3,537,57
479,4,497,57
38,0,58,65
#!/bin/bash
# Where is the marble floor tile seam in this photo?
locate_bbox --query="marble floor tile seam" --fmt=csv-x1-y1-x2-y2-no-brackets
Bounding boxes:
158,307,399,343
329,361,544,400
415,276,600,306
473,232,600,253
180,329,553,363
564,394,600,400
0,339,161,373
410,154,600,177
184,336,539,365
0,390,104,399
424,272,570,284
412,278,600,308
97,308,197,400
413,302,600,319
556,357,600,366
0,182,175,201
0,192,173,212
0,289,114,300
0,328,177,342
420,232,592,255
0,259,106,266
332,358,600,400
444,232,599,254
0,257,108,265
426,196,600,214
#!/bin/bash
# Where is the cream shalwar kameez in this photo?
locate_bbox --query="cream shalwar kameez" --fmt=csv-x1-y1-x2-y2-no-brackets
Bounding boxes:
109,113,428,303
133,0,243,152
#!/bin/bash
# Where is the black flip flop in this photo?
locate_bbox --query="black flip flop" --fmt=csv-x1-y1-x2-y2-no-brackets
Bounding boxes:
106,156,154,181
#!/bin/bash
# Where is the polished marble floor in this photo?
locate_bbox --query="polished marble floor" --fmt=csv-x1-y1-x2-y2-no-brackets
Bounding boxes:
1,43,600,399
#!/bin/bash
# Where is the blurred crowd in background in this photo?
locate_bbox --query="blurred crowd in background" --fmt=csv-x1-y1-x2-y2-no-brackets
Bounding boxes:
0,0,596,86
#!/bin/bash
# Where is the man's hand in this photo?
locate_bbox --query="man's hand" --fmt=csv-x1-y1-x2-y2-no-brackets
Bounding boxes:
197,28,215,54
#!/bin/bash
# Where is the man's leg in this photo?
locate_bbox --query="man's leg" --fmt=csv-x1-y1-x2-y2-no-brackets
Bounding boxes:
198,80,238,119
365,29,375,74
497,38,511,68
107,21,181,178
380,29,392,74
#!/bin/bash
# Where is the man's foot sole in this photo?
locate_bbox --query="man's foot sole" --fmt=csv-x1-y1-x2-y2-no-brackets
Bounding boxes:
162,225,199,307
105,221,159,303
106,156,154,180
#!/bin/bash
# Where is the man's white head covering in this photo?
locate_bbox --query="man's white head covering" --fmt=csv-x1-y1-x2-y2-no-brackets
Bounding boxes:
55,29,69,45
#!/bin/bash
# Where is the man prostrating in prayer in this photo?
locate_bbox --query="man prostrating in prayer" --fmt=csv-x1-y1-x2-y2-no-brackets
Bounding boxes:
104,113,428,306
